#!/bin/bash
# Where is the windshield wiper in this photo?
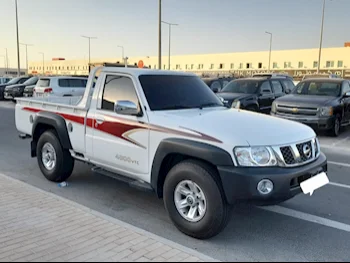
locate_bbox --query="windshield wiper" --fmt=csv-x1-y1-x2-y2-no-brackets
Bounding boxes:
197,102,223,109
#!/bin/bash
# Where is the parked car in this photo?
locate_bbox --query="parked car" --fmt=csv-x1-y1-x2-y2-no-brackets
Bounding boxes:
202,77,233,93
0,77,12,85
23,85,35,97
302,74,340,81
271,78,350,136
34,76,88,97
4,77,39,100
0,76,30,100
16,66,328,239
217,77,295,113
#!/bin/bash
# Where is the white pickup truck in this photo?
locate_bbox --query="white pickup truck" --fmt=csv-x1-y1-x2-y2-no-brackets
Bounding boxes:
15,66,329,239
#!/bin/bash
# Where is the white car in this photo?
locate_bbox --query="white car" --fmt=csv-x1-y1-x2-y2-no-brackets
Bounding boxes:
15,67,329,239
34,76,88,97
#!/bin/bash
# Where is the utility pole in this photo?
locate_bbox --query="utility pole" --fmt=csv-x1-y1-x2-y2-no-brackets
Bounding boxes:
15,0,21,77
162,21,178,70
117,45,125,61
81,35,97,73
20,43,33,74
158,0,162,70
317,0,326,73
265,31,272,71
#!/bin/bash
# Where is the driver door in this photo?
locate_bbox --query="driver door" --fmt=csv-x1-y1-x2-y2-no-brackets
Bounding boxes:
342,81,350,122
91,73,150,178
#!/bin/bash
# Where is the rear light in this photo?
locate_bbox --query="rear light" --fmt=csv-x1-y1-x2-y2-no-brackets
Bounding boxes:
44,88,53,93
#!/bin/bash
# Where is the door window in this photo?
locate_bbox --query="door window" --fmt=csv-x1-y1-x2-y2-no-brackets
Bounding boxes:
342,81,350,94
271,80,284,94
260,81,272,94
281,80,296,93
101,75,140,112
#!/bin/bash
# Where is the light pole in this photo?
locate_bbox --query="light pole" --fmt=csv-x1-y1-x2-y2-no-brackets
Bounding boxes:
81,35,97,73
162,21,178,70
158,0,162,70
317,0,327,73
5,48,9,75
117,45,124,61
38,52,44,75
20,43,33,74
15,0,21,77
265,31,272,71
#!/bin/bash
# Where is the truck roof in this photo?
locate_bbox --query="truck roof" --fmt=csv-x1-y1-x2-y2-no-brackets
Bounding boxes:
102,67,196,77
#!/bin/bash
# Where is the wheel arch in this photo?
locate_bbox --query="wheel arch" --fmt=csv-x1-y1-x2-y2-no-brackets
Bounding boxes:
31,112,72,157
151,138,234,198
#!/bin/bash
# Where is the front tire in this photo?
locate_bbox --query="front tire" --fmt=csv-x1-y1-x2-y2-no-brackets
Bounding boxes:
329,115,341,137
163,160,230,239
36,130,74,182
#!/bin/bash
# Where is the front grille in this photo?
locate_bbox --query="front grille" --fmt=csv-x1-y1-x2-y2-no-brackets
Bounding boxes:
277,139,319,167
276,104,318,116
280,146,296,165
296,141,313,162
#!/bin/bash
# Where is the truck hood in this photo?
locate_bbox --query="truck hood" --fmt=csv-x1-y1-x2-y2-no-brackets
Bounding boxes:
151,108,315,147
5,84,25,91
276,94,336,107
217,93,254,101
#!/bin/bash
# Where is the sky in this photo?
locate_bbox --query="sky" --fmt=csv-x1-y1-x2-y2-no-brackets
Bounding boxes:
0,0,349,68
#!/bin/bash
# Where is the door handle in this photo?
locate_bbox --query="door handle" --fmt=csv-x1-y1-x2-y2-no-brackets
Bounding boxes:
95,117,105,125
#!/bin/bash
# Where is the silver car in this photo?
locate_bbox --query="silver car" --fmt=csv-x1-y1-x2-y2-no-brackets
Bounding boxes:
34,76,88,97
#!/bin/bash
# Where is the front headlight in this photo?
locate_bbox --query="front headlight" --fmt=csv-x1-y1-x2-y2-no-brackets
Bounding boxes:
320,106,333,116
271,102,277,113
234,147,277,167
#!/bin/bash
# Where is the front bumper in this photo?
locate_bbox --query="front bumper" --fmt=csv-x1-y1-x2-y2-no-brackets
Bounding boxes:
217,153,327,205
11,90,24,98
271,113,335,130
3,91,13,100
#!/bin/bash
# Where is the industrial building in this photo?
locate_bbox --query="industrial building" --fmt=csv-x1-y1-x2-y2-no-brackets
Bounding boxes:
28,44,350,79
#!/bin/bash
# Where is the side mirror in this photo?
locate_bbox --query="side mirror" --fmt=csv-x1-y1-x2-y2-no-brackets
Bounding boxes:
212,87,219,93
114,100,140,116
285,89,291,94
344,92,350,98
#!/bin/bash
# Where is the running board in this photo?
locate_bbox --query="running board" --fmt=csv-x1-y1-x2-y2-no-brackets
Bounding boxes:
91,167,154,193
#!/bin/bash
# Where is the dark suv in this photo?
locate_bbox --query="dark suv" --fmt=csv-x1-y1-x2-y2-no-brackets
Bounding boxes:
217,77,295,113
271,78,350,136
202,77,233,93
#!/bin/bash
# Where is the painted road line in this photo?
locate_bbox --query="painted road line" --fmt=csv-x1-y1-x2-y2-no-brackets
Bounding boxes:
331,136,350,147
328,161,350,168
329,182,350,190
261,205,350,233
321,145,350,153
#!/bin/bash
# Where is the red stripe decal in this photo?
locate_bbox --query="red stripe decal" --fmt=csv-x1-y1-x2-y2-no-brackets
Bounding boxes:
22,107,222,145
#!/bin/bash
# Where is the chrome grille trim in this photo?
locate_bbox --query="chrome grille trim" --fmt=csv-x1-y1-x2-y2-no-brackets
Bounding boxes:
272,138,320,167
276,104,318,116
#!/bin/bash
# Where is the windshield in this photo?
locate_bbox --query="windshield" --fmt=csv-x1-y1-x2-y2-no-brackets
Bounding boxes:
221,80,259,94
6,77,21,85
139,75,223,111
23,77,38,86
294,81,341,97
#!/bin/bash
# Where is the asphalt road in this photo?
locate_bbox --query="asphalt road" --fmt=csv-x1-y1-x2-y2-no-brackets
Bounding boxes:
1,101,350,261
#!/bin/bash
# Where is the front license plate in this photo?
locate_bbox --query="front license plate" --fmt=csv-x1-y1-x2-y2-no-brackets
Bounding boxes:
300,172,329,196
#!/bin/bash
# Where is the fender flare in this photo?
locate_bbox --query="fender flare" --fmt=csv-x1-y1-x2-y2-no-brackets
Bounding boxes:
31,111,72,157
150,138,234,197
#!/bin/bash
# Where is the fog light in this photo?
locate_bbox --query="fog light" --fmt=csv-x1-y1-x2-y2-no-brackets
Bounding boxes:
257,179,274,195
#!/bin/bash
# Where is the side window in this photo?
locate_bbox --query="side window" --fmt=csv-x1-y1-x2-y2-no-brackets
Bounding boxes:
281,80,296,93
69,79,87,88
271,80,284,94
101,75,140,112
260,81,272,94
342,81,350,94
58,79,70,87
210,81,221,91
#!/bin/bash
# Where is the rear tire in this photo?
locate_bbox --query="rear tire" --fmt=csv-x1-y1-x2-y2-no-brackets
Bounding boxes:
163,160,230,240
36,130,74,182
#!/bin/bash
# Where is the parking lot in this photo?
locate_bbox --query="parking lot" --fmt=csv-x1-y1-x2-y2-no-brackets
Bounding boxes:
1,100,350,261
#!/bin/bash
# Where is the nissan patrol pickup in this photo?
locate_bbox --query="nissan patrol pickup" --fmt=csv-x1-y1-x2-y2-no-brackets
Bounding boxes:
15,66,329,239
